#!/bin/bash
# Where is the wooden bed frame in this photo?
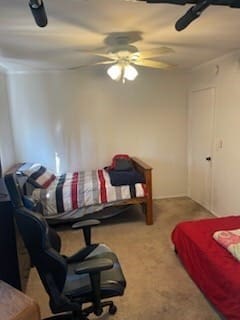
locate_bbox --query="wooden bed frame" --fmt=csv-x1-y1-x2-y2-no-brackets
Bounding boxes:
5,157,153,225
117,157,153,225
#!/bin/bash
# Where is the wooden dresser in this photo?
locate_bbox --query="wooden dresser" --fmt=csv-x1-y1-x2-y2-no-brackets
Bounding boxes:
0,280,41,320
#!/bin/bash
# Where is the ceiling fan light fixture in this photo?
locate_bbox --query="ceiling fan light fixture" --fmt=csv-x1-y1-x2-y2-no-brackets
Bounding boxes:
107,63,138,83
124,64,138,81
107,64,122,81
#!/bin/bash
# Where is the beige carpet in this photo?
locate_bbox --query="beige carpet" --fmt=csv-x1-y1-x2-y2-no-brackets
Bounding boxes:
26,197,222,320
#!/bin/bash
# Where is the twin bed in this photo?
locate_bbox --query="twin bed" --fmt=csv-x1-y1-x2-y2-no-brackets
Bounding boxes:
172,215,240,320
7,157,153,225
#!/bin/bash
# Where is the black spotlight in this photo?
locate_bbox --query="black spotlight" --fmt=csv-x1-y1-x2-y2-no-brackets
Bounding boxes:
29,0,48,27
175,0,210,31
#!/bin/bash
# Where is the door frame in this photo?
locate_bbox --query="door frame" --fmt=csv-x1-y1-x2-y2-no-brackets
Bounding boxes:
187,86,216,212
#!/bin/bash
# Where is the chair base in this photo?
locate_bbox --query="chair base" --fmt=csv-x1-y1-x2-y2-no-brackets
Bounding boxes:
43,300,117,320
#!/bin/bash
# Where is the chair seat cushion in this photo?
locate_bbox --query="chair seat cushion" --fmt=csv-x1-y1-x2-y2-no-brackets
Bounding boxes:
63,251,126,301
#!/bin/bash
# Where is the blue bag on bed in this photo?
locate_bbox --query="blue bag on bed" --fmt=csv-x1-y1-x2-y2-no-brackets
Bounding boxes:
108,169,145,186
106,154,145,186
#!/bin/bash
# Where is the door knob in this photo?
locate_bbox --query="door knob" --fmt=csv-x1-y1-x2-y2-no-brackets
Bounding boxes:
205,157,211,161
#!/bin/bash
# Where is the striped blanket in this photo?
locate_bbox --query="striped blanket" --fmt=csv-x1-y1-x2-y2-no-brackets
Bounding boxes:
32,169,146,216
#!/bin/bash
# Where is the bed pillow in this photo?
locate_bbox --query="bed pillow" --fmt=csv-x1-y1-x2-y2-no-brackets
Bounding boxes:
213,229,240,261
18,163,56,189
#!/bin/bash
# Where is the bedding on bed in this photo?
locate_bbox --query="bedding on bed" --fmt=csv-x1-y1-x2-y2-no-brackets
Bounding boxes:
31,169,146,216
213,229,240,261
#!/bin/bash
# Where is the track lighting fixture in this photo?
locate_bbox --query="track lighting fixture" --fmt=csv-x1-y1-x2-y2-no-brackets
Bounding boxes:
27,0,240,30
131,0,240,31
175,0,210,31
29,0,48,27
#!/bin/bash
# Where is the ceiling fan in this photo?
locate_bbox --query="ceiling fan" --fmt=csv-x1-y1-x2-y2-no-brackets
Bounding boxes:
70,35,176,83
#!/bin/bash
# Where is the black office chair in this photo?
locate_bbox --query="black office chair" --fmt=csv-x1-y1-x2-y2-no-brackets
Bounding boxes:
5,173,126,320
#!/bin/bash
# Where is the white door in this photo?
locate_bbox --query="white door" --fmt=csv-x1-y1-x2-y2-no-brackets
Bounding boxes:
188,87,215,211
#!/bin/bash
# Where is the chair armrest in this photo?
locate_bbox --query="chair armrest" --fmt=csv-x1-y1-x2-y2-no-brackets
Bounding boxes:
75,258,113,275
72,219,101,229
66,244,99,263
72,219,101,246
75,258,114,314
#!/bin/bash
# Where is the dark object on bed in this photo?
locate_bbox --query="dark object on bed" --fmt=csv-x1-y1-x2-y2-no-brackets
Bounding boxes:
107,154,134,171
172,216,240,320
116,157,153,225
107,168,145,187
5,173,126,319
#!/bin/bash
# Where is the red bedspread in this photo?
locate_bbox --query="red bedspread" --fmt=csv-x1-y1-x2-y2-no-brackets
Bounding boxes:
171,216,240,320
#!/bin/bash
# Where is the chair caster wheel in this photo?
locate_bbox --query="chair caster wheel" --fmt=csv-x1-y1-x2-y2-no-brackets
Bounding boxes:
95,307,103,316
109,304,117,315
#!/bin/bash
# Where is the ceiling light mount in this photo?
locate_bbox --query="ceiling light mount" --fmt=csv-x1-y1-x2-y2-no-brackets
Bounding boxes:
109,44,138,55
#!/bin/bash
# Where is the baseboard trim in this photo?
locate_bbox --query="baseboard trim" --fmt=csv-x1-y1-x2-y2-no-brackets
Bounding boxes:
153,194,188,200
210,210,221,217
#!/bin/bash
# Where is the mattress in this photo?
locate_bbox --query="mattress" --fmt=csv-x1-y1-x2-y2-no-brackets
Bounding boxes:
171,216,240,320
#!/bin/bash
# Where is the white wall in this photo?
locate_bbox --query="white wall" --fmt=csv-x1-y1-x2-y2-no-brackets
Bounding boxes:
5,51,240,212
189,51,240,216
7,68,188,199
0,68,16,172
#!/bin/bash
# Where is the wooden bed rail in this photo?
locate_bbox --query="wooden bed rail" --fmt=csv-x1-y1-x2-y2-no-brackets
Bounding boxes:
132,157,153,225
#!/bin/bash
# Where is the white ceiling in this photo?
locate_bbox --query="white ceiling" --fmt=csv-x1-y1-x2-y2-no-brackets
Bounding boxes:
0,0,240,72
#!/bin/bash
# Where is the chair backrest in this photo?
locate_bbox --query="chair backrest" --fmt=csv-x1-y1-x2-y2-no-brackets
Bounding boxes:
5,172,62,251
4,173,68,309
4,172,24,209
15,207,67,292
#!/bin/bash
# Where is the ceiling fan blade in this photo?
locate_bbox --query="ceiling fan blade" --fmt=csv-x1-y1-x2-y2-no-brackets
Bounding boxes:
67,60,115,70
139,47,175,59
84,52,113,59
134,59,176,69
94,60,116,65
